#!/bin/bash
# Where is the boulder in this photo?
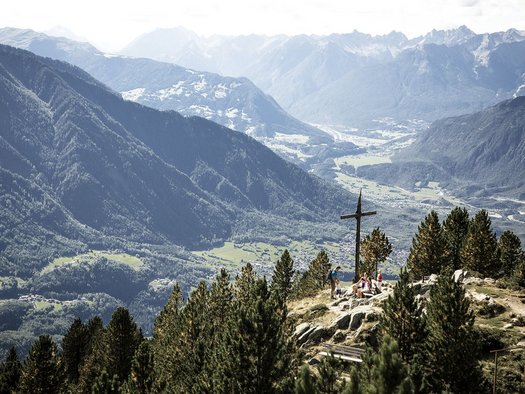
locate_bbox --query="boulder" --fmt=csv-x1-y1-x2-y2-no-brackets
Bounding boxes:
453,269,471,283
331,313,351,330
294,322,311,338
349,312,365,330
332,330,347,343
308,326,329,343
297,326,317,345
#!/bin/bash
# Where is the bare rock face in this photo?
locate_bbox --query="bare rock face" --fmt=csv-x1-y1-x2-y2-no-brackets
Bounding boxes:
297,326,317,345
294,322,311,338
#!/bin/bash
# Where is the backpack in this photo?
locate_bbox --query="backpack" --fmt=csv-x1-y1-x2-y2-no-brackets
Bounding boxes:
326,270,333,282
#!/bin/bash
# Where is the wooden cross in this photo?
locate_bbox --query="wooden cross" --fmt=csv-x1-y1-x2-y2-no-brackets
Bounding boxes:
340,190,376,282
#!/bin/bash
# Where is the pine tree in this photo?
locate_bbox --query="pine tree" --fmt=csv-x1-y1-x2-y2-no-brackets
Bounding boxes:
442,207,470,270
215,277,295,393
360,227,393,277
294,365,318,394
92,370,120,394
121,340,155,394
461,210,500,278
498,230,523,278
234,262,256,304
271,249,295,305
18,335,63,394
345,336,414,394
0,347,22,393
152,284,184,390
177,281,211,393
407,210,446,278
423,270,484,393
380,268,426,364
61,317,88,385
77,317,105,392
103,307,143,387
295,250,330,299
316,355,345,393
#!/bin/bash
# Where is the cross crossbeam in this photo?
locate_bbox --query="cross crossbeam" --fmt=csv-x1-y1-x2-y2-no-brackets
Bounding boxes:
340,190,376,282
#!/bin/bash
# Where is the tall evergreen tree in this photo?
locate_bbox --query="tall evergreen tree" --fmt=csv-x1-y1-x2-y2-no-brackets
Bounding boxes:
294,250,330,299
0,347,22,393
360,227,393,277
215,277,295,393
103,307,143,387
380,268,426,365
152,284,184,390
61,317,88,385
461,210,500,278
121,340,155,394
177,281,211,393
234,262,256,304
77,317,106,392
442,207,470,270
423,270,485,393
271,250,295,304
19,335,63,394
498,230,523,278
407,211,446,278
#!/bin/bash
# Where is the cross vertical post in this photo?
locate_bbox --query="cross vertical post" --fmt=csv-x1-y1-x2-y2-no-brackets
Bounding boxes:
340,190,377,282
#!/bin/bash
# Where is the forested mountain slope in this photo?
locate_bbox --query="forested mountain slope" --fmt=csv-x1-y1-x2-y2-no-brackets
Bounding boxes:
0,44,355,275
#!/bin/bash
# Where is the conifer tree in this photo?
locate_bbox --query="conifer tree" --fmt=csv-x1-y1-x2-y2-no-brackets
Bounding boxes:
294,365,318,394
360,227,393,277
345,336,414,394
380,268,426,365
61,317,88,385
498,230,523,278
19,335,63,394
407,210,446,278
0,346,21,393
461,210,500,278
442,207,470,270
152,284,184,390
316,355,345,393
215,277,295,393
77,317,106,392
271,249,295,305
121,340,155,394
423,269,484,393
295,250,330,299
92,370,120,394
234,262,256,304
177,281,211,392
103,307,143,386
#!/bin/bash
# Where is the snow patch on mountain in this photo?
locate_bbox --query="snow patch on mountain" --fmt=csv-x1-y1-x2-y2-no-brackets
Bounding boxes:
122,88,145,101
273,133,310,144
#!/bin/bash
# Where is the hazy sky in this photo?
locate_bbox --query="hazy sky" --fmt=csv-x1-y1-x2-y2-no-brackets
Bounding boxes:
2,0,525,52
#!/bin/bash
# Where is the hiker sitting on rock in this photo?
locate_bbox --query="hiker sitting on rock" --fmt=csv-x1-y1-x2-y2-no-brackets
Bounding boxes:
352,272,372,298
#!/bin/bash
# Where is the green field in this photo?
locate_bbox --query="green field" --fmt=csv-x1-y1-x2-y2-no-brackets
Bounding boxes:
192,240,342,270
41,251,144,274
34,300,63,311
334,155,392,169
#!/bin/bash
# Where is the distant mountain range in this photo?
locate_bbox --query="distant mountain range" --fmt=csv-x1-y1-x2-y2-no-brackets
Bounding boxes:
121,26,525,127
358,97,525,199
0,44,357,275
0,28,352,167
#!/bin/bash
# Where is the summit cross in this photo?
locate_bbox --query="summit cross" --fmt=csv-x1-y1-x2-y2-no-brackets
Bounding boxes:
340,190,377,282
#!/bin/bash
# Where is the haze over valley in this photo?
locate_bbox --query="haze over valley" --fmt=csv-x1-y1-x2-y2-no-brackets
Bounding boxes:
1,1,525,367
